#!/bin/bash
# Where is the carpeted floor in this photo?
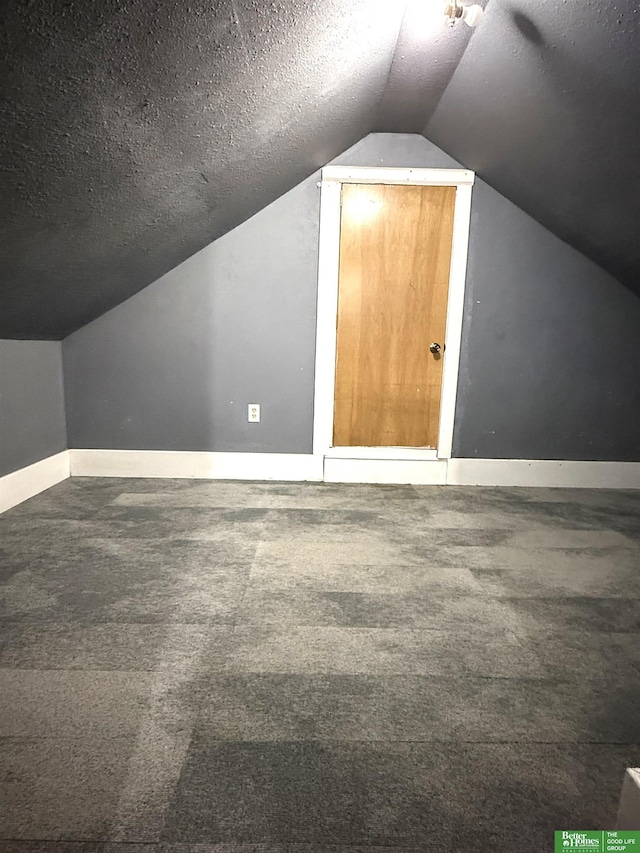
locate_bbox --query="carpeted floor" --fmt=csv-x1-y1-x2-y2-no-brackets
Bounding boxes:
0,478,639,853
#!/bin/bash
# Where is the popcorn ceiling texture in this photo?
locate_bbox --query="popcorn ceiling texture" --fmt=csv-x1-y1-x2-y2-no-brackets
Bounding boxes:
0,0,638,339
0,0,404,337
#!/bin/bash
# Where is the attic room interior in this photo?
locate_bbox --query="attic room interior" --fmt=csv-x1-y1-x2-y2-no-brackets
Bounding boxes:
1,0,639,849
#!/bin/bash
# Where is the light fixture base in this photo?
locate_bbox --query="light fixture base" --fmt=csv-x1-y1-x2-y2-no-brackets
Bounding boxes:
444,1,483,28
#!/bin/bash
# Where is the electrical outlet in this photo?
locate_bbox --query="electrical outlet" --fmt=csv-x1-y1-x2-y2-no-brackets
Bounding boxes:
248,404,260,423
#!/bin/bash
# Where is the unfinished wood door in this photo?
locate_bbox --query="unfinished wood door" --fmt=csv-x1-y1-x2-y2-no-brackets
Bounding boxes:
333,183,456,447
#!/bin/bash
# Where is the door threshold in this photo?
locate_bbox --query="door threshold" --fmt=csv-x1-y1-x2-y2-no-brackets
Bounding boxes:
324,456,447,485
325,447,439,461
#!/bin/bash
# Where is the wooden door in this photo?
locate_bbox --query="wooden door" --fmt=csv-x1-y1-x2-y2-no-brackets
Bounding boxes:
333,183,456,448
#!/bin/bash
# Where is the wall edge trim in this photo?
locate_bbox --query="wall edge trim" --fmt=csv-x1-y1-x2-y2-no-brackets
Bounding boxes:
0,450,70,514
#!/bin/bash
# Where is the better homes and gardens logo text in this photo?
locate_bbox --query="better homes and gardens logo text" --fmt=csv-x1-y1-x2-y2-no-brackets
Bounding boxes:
558,832,601,849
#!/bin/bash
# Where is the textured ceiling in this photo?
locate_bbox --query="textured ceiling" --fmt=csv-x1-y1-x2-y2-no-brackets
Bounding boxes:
424,0,640,295
1,0,638,338
0,0,405,338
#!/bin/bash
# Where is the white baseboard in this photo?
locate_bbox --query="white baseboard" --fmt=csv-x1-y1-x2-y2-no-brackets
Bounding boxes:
324,457,448,485
64,450,640,489
0,450,70,514
447,458,640,489
1,451,634,516
69,450,323,482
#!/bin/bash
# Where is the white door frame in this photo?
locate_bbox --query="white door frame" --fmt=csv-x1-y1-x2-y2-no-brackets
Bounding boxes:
312,166,475,468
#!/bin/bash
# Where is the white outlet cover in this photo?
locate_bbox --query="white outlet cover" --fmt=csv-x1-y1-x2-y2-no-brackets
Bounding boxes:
248,404,260,423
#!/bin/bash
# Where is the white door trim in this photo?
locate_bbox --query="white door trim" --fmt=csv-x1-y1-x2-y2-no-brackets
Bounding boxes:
312,165,474,464
321,166,475,187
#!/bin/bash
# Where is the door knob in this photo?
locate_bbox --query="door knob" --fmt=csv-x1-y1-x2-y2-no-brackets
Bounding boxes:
429,342,441,354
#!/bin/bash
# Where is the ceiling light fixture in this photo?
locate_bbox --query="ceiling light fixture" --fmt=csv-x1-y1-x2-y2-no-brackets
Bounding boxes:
444,1,484,27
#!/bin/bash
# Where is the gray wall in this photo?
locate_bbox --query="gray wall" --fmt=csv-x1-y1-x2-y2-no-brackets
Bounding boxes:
0,340,67,476
456,181,640,461
63,176,320,454
63,133,640,462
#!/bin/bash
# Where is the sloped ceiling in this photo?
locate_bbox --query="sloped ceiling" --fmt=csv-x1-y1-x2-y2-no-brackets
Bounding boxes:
1,0,638,339
422,0,640,295
1,0,408,338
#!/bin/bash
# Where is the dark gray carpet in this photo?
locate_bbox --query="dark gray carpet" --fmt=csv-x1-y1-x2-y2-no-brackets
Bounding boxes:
1,478,639,852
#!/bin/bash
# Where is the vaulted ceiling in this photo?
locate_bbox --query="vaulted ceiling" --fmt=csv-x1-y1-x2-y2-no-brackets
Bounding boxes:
1,0,638,339
422,0,640,299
